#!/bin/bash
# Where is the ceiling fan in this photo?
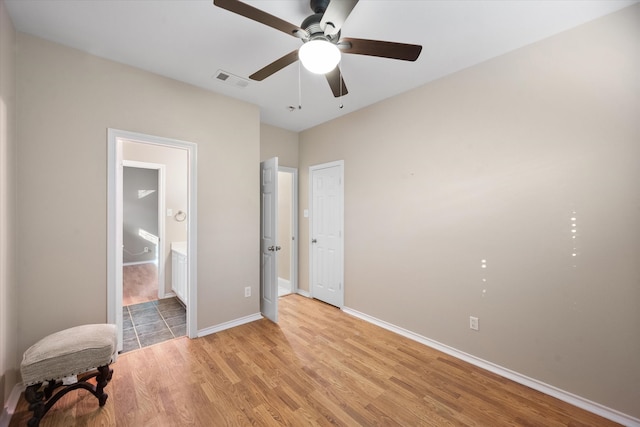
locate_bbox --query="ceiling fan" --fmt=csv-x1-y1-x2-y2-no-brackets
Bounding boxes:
213,0,423,97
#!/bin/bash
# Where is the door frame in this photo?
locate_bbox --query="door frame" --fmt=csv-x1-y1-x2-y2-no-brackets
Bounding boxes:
279,166,299,294
309,160,344,307
107,128,198,352
122,160,166,300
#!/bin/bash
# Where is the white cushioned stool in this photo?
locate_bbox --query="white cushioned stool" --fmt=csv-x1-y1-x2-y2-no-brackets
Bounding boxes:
20,324,117,427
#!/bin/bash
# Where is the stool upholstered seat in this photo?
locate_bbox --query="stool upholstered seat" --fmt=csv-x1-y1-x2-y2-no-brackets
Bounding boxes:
21,324,117,385
20,324,117,427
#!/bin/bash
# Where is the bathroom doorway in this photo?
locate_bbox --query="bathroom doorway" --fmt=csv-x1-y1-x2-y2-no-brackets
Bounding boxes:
122,162,162,306
121,158,189,352
108,129,198,353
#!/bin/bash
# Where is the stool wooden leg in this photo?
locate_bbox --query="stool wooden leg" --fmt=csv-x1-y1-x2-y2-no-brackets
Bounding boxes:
24,384,45,427
43,379,61,400
95,365,113,406
23,364,114,425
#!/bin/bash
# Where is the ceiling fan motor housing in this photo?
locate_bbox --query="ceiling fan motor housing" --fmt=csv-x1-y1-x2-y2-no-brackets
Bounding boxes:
310,0,331,14
301,12,340,43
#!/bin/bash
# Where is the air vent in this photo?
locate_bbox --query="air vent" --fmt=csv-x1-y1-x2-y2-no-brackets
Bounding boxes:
213,70,250,89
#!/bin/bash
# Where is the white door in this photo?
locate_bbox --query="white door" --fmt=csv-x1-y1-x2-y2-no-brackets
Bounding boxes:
310,161,344,308
260,157,279,322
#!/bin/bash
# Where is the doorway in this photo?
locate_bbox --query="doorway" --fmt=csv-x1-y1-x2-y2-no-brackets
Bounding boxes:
260,159,299,323
277,167,298,297
122,161,163,306
121,159,188,353
108,129,198,353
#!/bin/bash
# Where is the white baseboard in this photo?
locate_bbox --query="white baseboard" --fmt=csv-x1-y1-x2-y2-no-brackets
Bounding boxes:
123,260,156,267
296,289,311,298
278,277,290,288
342,306,640,427
197,313,263,338
0,382,24,427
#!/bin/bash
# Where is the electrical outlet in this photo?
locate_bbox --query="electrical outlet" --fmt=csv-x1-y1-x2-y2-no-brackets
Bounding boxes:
470,316,479,331
244,287,251,297
144,247,149,253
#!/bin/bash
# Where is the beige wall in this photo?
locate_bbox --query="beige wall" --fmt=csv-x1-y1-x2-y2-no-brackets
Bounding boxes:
123,141,189,294
299,5,640,418
260,123,299,168
15,33,260,357
0,0,18,412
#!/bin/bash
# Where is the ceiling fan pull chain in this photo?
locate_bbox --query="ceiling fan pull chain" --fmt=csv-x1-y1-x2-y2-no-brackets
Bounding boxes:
338,64,344,109
298,61,303,110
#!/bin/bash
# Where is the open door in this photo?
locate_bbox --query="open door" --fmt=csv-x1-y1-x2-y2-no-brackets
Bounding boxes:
260,157,279,322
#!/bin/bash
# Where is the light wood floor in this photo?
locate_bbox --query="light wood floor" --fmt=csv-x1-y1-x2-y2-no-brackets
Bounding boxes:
123,263,158,306
9,295,620,426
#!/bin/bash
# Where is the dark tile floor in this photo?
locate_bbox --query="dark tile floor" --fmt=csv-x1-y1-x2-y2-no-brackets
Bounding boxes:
122,297,186,353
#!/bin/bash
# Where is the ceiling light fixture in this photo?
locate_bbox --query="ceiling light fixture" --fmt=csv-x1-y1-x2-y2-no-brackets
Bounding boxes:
298,39,341,75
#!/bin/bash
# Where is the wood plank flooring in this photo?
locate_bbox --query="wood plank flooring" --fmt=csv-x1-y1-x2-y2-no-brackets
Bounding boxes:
9,295,620,426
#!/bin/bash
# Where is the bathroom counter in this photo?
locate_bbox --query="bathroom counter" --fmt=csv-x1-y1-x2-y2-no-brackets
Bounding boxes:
171,241,187,256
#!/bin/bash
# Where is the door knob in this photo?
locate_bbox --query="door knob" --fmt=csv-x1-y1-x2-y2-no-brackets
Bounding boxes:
311,239,317,243
267,246,275,251
275,246,281,251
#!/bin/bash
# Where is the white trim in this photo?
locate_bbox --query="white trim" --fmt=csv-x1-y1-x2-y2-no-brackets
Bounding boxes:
123,260,156,267
278,277,291,289
296,289,311,298
0,382,25,427
342,306,640,427
108,128,198,353
197,313,263,337
107,132,123,350
308,160,344,307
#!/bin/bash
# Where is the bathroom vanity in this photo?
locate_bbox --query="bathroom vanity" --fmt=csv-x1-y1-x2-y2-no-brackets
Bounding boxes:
171,242,187,305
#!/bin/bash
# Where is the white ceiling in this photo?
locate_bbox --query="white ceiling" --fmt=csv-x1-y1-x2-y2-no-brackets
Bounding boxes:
5,0,637,132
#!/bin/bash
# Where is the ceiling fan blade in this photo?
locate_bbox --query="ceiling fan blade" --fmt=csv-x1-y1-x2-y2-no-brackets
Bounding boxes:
339,37,422,61
320,0,359,37
213,0,305,38
325,66,348,98
249,50,299,81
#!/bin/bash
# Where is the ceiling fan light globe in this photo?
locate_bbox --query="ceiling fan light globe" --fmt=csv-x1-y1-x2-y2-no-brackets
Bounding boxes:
299,40,341,74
